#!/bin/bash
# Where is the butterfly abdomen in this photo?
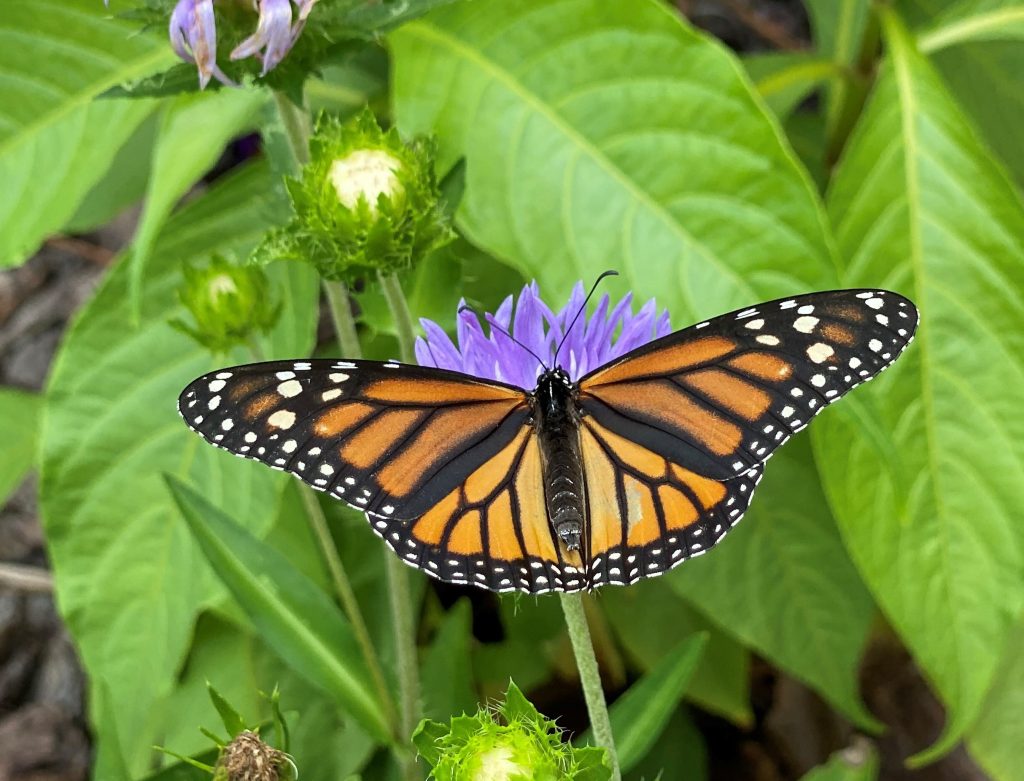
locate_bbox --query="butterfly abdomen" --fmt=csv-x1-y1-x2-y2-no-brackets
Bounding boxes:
533,370,587,555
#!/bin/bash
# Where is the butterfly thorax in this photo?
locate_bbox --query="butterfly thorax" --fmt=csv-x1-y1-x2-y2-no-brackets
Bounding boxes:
532,369,587,555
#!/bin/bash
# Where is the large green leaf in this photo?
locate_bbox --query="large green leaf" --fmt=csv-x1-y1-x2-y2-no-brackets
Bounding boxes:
39,162,318,774
391,0,836,322
166,477,392,745
0,388,40,505
421,600,477,721
818,8,1024,761
670,441,878,728
0,0,173,266
898,0,1024,184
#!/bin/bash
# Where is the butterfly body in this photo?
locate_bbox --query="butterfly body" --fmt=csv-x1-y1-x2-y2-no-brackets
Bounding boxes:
532,367,587,555
179,289,918,594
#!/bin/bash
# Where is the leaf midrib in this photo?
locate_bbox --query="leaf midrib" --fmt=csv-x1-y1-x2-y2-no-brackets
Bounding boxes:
403,19,755,301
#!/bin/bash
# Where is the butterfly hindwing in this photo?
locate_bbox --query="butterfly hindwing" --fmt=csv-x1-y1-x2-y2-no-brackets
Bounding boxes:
579,289,918,479
177,359,529,520
580,417,764,587
369,427,583,594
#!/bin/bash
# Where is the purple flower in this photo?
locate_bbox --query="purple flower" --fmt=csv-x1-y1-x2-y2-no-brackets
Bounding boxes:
415,281,672,390
168,0,235,89
231,0,306,76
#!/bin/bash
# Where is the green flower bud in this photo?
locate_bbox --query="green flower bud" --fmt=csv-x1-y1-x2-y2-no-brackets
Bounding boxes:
255,108,454,282
171,256,281,353
413,682,611,781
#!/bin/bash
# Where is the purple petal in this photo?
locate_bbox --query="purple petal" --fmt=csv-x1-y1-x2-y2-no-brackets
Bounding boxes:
168,0,195,64
418,319,462,371
192,0,218,89
231,0,295,75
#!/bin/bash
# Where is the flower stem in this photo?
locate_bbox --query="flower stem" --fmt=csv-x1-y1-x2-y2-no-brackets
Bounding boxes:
296,483,397,732
375,272,423,767
378,272,418,365
560,593,621,780
322,276,421,776
323,281,362,357
273,91,311,169
246,335,396,732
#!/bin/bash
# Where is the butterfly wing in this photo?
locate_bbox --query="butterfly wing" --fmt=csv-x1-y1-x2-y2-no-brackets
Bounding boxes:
580,415,763,586
578,289,918,480
178,359,530,521
373,426,581,594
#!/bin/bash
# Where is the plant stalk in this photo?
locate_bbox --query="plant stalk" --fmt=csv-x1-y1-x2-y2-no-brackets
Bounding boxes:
376,272,423,766
560,592,621,780
245,336,395,731
273,91,311,169
323,277,421,775
296,484,396,730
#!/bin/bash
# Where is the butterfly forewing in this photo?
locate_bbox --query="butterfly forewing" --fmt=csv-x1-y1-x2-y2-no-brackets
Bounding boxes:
177,359,529,520
579,289,918,479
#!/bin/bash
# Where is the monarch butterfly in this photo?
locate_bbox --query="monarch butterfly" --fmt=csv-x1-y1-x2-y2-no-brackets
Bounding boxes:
178,284,917,594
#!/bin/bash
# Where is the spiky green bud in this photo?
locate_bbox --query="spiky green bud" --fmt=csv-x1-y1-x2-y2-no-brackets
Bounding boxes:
413,682,611,781
255,108,454,282
171,256,280,353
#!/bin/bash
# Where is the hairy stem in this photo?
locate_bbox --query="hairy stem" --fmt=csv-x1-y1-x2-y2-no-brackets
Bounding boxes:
273,91,311,169
379,272,418,365
296,484,397,731
560,593,621,780
323,277,421,773
376,272,423,765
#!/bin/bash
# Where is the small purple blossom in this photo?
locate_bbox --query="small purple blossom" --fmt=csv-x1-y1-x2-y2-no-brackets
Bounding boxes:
230,0,309,76
168,0,235,89
415,281,672,390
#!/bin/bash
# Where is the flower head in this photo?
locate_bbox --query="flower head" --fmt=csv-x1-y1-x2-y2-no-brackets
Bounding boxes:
415,281,671,390
171,256,281,353
413,681,610,780
254,109,453,282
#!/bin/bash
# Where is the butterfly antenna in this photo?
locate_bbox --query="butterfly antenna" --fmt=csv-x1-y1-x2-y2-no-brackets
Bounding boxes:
553,270,619,367
458,305,549,372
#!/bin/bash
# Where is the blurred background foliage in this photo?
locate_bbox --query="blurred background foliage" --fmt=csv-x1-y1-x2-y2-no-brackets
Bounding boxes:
0,0,1022,779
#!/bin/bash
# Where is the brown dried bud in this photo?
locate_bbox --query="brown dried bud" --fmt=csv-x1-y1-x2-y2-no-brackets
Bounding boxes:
216,731,289,781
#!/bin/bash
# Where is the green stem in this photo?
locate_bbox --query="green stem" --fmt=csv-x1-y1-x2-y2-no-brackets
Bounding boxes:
296,484,396,731
323,276,421,777
246,335,395,731
376,272,422,770
379,272,418,365
560,593,621,781
273,91,311,170
324,281,363,357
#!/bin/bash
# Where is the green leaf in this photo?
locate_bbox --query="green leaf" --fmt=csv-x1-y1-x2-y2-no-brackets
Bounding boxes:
918,2,1024,51
967,616,1024,781
412,719,448,766
670,441,878,728
0,0,172,267
628,708,707,781
583,634,707,773
207,681,249,738
128,88,267,317
600,579,752,727
819,8,1024,762
0,388,40,505
391,0,836,322
744,52,839,119
421,599,477,721
166,476,392,745
63,113,157,234
799,739,879,781
897,0,1024,184
39,162,317,774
